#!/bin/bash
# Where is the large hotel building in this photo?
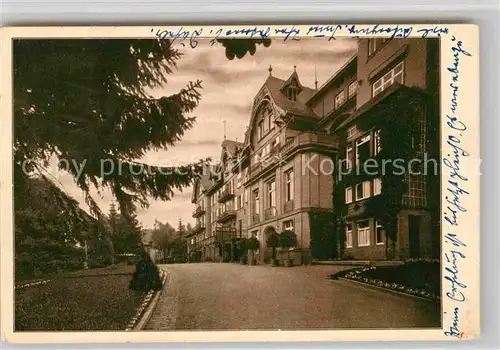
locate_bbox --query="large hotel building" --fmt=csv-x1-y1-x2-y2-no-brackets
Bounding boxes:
189,37,440,263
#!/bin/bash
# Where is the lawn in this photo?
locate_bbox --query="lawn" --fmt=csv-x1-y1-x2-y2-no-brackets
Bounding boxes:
331,261,440,297
15,265,147,331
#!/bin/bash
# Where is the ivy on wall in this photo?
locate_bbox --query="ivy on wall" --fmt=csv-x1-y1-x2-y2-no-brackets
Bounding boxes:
332,89,427,258
363,90,424,251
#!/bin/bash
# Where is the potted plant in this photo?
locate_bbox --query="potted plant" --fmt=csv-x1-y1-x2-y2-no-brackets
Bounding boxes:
266,231,280,267
237,238,249,265
247,236,260,265
279,230,297,267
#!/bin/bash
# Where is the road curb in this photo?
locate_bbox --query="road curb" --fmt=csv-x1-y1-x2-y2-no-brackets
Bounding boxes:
338,277,440,303
129,270,169,331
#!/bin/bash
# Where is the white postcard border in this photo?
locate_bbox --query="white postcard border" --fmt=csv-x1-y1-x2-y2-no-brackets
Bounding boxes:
0,24,480,343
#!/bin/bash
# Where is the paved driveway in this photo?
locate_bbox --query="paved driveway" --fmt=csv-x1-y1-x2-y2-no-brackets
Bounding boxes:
145,263,440,330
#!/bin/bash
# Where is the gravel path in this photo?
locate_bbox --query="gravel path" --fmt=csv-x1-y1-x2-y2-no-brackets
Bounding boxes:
144,263,440,331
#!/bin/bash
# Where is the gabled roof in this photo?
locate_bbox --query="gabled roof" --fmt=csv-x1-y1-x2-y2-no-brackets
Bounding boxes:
279,70,303,93
221,139,244,158
191,163,216,203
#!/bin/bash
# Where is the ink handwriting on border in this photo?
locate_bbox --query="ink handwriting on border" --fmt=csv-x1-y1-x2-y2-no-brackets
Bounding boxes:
442,35,472,339
150,24,450,46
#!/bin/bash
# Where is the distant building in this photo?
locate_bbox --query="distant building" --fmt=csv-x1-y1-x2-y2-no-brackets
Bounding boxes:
141,230,164,263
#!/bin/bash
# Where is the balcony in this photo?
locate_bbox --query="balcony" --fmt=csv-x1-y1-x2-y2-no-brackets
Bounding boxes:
217,209,237,223
218,187,235,203
281,132,339,156
248,132,339,182
283,200,294,213
264,206,277,220
192,206,206,218
251,213,260,225
215,226,236,243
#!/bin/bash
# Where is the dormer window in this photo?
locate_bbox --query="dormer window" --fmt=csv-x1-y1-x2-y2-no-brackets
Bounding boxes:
287,85,299,101
281,70,303,102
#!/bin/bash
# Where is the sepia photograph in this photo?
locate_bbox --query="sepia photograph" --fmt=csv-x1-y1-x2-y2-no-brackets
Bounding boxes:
2,25,479,342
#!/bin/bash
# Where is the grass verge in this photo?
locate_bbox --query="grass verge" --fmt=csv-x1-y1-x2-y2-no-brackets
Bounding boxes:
15,264,146,331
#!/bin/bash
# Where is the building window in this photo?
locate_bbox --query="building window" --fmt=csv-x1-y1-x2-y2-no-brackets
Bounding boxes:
237,173,242,188
267,180,276,208
237,195,242,210
355,134,371,165
253,189,260,215
345,187,353,204
348,81,358,98
346,223,353,248
266,108,273,130
373,177,382,196
374,129,381,155
345,145,353,170
357,220,370,246
334,90,346,109
368,38,389,56
375,220,385,245
372,61,404,97
283,220,294,231
356,181,371,201
288,86,298,101
404,174,427,208
285,169,294,201
245,188,249,204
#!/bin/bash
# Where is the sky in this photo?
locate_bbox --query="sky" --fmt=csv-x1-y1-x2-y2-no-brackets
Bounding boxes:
51,38,358,229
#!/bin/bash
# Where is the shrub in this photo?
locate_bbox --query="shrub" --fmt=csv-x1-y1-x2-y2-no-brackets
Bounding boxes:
129,250,162,291
279,230,297,261
265,231,280,261
247,236,260,251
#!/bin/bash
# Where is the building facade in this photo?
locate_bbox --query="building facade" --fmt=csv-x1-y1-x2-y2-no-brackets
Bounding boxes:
191,37,439,263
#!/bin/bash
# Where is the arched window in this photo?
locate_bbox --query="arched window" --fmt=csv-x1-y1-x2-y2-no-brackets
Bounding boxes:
255,102,273,140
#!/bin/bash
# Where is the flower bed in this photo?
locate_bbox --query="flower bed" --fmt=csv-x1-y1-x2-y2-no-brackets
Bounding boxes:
330,260,440,301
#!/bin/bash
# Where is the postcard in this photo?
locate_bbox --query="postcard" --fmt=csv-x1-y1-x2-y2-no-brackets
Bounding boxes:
0,24,480,343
